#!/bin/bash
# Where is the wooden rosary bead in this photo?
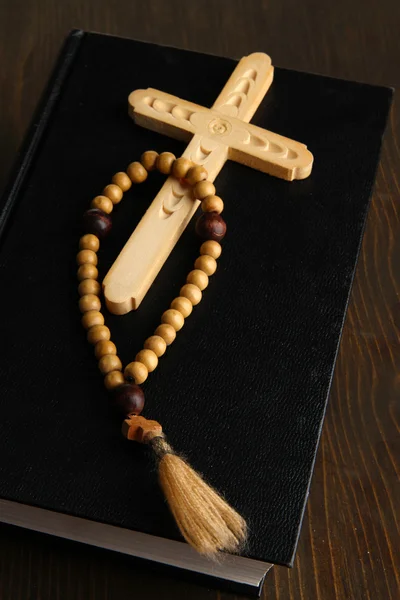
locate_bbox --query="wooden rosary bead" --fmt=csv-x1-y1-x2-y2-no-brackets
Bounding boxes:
180,283,202,306
112,172,132,191
81,310,104,330
99,354,122,375
78,279,101,297
79,234,100,252
124,361,148,385
112,383,145,416
144,335,167,357
95,339,117,360
91,195,113,214
187,269,209,291
195,212,226,242
172,157,192,179
104,370,125,391
194,254,217,276
200,240,222,259
161,309,184,331
201,195,224,214
79,294,101,313
186,165,207,186
76,249,98,267
136,349,158,372
194,181,216,201
155,324,176,345
170,296,193,318
140,150,159,172
156,152,176,175
127,161,148,183
103,184,123,205
77,264,99,282
87,325,111,345
83,209,112,240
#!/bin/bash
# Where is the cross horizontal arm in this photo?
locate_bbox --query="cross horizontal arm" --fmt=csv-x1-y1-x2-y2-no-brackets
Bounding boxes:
129,89,313,180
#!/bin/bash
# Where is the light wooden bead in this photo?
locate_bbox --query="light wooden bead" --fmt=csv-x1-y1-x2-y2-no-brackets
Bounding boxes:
170,296,193,318
155,324,176,345
200,240,222,259
79,294,101,313
77,264,98,281
186,165,208,186
127,161,148,183
140,150,159,172
79,234,100,252
194,254,217,276
124,361,148,384
91,195,113,214
156,152,176,175
76,249,98,266
144,335,167,357
161,309,184,331
78,279,101,297
194,181,216,200
112,172,132,191
172,157,192,179
180,283,202,306
103,184,123,205
81,310,104,330
94,340,117,360
201,195,224,214
99,354,122,375
187,269,209,291
136,349,158,372
87,325,111,345
104,370,125,391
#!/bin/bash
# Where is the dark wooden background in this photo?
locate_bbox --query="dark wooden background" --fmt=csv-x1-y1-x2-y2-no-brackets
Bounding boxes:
0,1,399,598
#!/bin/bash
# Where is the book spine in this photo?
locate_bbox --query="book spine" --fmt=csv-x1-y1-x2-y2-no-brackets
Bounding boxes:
0,29,85,241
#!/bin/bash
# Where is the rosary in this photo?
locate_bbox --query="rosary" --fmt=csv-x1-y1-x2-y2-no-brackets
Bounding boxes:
77,152,246,557
76,52,312,558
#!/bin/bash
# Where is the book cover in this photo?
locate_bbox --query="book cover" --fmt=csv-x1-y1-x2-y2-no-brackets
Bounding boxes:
0,30,392,594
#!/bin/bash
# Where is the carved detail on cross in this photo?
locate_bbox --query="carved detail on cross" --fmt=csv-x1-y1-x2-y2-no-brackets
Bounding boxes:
103,53,313,314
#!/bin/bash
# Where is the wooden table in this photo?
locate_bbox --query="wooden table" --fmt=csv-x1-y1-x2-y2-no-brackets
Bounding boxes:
0,1,399,598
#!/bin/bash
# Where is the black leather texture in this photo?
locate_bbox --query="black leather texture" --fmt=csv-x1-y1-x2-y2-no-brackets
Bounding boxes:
0,31,392,567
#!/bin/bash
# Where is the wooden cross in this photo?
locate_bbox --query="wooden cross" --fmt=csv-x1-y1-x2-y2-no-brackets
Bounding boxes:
103,53,313,314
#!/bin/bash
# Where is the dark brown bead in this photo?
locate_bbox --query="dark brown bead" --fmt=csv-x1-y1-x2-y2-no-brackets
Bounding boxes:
195,212,227,242
83,209,112,240
112,383,145,416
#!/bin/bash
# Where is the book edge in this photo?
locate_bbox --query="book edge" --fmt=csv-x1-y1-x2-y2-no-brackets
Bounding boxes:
283,85,394,567
0,498,273,597
0,29,85,241
84,30,395,93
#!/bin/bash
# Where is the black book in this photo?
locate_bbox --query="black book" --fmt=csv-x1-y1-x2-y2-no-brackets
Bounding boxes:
0,31,392,597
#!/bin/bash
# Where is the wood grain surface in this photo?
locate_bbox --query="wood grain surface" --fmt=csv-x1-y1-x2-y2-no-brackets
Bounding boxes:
0,1,399,598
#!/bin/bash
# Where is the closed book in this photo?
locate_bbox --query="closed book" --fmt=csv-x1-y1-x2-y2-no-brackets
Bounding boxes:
0,30,392,596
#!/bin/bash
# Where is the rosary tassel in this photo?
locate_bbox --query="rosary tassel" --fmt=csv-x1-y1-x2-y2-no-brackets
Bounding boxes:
150,436,247,556
122,416,247,557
